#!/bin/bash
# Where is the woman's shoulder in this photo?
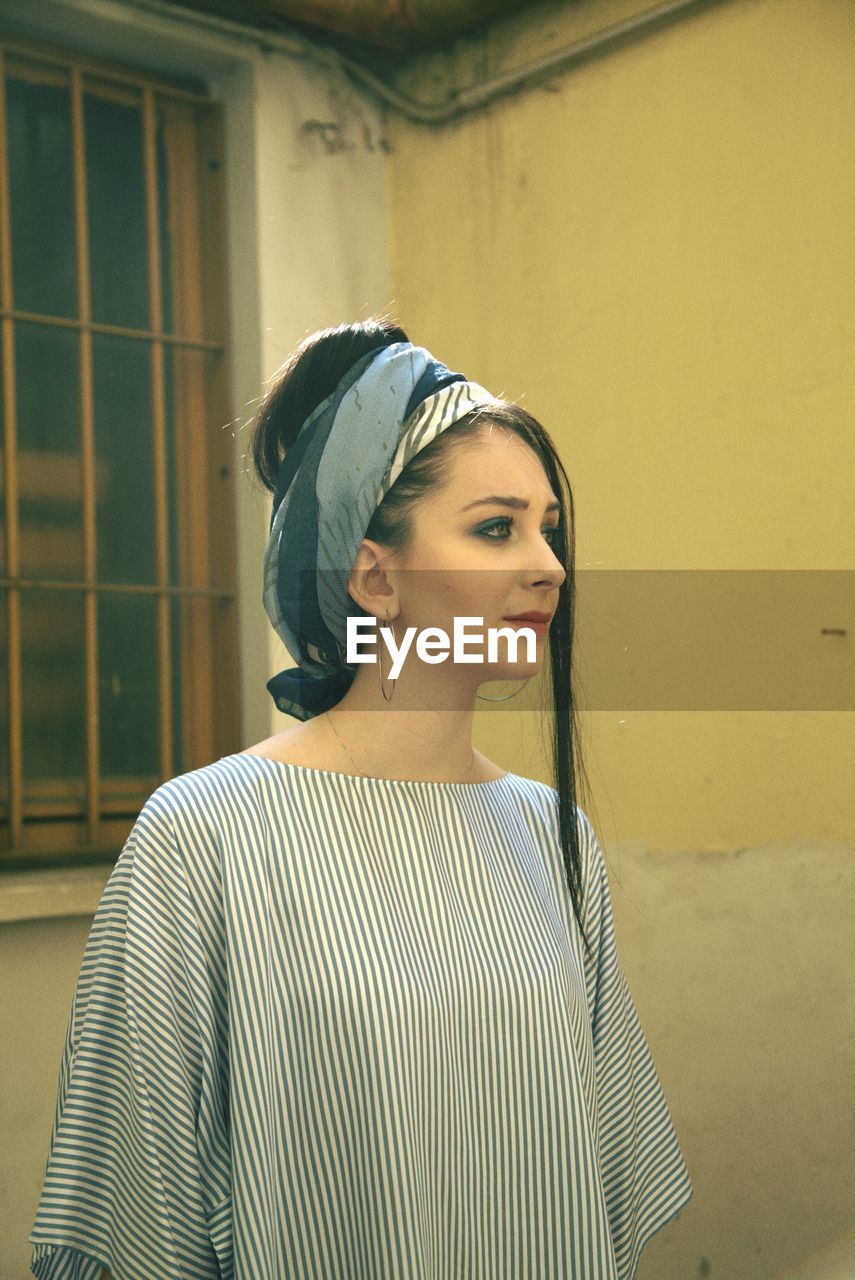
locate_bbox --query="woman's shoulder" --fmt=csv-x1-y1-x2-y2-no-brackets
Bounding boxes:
132,751,281,849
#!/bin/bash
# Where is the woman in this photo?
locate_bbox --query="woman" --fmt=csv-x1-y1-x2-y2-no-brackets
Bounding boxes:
30,320,692,1279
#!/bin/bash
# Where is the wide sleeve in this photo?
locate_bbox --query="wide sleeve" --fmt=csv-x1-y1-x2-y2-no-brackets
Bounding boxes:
29,787,233,1280
578,807,694,1280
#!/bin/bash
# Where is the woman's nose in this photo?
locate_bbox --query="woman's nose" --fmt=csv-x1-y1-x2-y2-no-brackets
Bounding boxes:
530,552,566,592
542,540,567,587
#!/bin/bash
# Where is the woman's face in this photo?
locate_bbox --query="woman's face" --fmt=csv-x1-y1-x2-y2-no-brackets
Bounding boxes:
367,424,567,684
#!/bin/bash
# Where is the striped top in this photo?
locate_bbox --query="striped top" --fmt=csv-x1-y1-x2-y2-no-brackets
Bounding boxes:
30,752,692,1280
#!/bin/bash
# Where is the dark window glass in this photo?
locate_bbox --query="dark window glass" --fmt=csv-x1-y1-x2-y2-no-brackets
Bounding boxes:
92,333,155,584
15,322,84,581
22,589,86,791
84,91,149,329
6,71,77,318
98,592,159,777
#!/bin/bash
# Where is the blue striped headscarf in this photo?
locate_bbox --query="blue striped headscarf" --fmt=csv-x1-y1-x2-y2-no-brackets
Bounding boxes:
262,342,498,721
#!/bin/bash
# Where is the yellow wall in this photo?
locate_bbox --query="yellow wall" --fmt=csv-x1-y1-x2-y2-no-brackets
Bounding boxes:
386,0,855,849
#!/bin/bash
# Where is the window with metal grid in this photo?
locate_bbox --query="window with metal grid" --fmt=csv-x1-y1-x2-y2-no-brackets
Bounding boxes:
0,37,239,870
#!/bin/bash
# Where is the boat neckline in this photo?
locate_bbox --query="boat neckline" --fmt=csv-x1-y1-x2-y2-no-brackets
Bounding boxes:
229,751,515,790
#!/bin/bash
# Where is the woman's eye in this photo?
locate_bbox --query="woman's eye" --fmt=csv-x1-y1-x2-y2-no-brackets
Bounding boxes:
479,518,513,540
479,518,560,543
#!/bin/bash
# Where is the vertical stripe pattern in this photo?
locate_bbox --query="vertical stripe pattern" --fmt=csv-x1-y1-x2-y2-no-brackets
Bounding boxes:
30,753,692,1279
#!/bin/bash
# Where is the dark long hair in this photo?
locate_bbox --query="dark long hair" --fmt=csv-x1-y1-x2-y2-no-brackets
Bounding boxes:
251,318,594,958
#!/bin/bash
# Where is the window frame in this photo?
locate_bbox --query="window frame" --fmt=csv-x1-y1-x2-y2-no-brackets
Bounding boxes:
0,34,240,871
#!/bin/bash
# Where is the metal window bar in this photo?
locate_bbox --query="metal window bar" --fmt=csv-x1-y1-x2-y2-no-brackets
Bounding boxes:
0,310,225,352
70,65,100,845
142,85,173,786
0,51,23,849
0,35,211,106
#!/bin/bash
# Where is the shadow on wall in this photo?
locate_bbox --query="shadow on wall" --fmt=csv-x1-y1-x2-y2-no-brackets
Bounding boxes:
773,1227,855,1280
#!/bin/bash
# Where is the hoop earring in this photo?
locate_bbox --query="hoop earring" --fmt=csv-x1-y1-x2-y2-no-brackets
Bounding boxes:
476,678,532,702
379,610,396,702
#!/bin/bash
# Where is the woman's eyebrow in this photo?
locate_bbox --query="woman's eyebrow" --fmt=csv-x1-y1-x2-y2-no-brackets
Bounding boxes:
459,495,561,513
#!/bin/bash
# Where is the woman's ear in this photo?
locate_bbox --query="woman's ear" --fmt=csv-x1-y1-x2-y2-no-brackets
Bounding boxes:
347,540,398,619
